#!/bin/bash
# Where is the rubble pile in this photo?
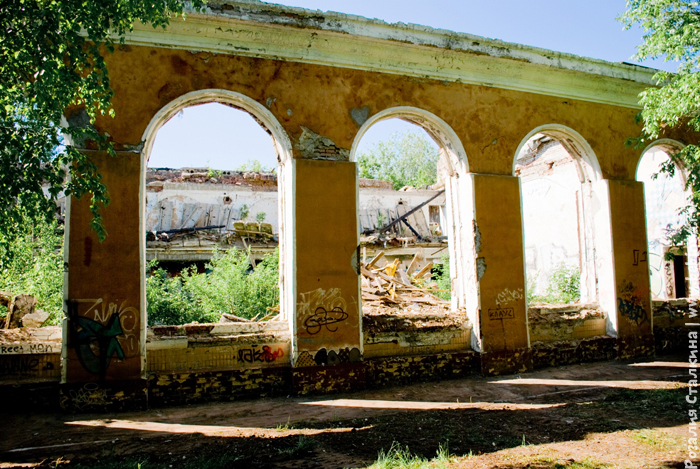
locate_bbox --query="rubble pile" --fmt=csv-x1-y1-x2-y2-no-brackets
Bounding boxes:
0,292,50,328
360,251,452,316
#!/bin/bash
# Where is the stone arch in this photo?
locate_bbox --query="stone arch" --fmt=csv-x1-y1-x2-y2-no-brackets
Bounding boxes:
141,89,293,166
513,124,602,306
140,89,295,321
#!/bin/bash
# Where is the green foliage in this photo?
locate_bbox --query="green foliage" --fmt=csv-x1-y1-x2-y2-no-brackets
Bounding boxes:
256,212,267,223
528,263,581,305
239,204,250,220
236,158,275,172
619,1,700,249
0,206,63,325
431,253,452,301
1,0,202,239
146,248,280,325
146,262,209,326
357,131,439,190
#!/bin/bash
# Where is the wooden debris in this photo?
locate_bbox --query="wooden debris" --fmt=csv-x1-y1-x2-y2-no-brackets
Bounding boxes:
366,251,385,269
414,262,434,280
360,258,451,316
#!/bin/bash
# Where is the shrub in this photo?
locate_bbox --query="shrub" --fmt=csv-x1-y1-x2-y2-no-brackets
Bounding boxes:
431,253,451,301
0,208,63,325
146,248,280,325
146,262,208,326
528,262,581,305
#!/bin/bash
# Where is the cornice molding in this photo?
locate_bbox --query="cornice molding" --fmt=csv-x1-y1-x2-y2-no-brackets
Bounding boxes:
121,2,657,109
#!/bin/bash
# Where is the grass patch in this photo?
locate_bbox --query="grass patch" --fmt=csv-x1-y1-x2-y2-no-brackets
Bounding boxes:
630,428,682,451
366,442,454,469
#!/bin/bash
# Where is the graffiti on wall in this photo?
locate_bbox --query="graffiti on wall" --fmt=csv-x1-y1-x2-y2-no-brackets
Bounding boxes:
61,382,109,409
496,288,523,306
0,344,54,354
67,298,139,379
237,345,285,364
295,347,361,367
617,281,648,326
632,249,648,266
297,288,349,335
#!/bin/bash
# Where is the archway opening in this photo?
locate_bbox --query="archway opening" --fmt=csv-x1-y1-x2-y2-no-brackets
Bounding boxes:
351,108,473,352
143,99,289,327
515,130,599,308
636,144,699,299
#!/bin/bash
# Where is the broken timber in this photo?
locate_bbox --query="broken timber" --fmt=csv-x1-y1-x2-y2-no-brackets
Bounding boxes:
378,190,445,235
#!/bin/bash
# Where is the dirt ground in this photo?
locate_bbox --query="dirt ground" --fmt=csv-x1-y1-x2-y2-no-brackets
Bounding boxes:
1,356,694,468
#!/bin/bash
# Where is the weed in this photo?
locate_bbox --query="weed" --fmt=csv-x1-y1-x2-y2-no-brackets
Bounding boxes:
366,442,452,469
278,435,315,456
529,262,580,304
239,204,249,220
0,206,64,325
256,211,266,223
276,417,292,432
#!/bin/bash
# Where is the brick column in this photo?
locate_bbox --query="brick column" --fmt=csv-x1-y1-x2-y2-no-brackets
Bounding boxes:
62,150,147,409
291,159,364,393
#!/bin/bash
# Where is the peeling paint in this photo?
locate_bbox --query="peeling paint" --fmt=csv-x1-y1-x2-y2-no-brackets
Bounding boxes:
473,220,482,253
476,257,486,281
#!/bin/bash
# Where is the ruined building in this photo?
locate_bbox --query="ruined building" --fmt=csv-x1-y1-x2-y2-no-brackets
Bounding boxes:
2,1,697,410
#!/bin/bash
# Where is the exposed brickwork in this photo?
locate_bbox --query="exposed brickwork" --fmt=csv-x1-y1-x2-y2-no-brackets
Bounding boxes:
480,348,533,376
617,334,655,359
59,379,149,412
365,351,480,388
291,363,366,395
148,367,290,407
0,381,60,414
531,336,616,369
655,327,688,354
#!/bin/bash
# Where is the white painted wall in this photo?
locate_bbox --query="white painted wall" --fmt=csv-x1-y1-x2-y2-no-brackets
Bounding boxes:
146,183,443,237
637,148,699,299
520,145,582,297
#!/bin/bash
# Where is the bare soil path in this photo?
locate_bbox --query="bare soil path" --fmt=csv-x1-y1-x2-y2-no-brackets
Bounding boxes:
1,356,693,468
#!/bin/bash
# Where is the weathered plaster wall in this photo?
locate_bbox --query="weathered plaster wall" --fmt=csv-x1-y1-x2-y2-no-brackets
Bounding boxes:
65,151,144,383
97,46,653,178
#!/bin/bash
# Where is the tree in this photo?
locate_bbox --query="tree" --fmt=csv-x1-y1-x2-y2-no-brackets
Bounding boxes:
619,0,700,252
1,1,202,240
357,131,440,190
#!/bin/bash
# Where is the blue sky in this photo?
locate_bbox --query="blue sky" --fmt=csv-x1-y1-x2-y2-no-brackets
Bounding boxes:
148,0,674,170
